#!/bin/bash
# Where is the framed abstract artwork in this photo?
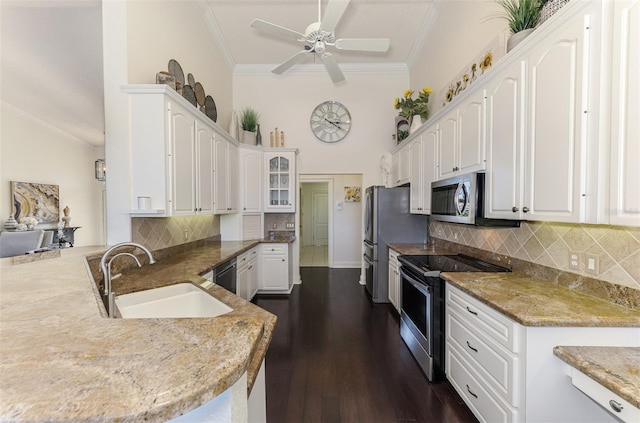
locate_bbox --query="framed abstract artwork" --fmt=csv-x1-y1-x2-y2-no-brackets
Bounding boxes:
11,181,60,223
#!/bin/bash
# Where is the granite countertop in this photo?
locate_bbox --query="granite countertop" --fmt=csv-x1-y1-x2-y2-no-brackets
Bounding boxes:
442,272,640,327
553,346,640,409
0,242,277,422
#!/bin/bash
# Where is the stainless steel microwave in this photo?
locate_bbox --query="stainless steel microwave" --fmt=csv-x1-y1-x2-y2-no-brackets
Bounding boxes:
430,172,520,227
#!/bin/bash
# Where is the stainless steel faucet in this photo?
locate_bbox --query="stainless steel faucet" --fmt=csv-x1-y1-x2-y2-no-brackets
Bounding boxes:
100,242,156,318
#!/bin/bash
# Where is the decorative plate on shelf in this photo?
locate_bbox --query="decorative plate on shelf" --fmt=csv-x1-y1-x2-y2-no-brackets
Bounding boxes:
194,82,205,107
168,59,185,86
182,85,197,107
187,73,195,88
205,95,217,122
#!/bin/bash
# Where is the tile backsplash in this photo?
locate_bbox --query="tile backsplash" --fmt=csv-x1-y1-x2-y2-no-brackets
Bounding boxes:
430,220,640,290
132,215,220,250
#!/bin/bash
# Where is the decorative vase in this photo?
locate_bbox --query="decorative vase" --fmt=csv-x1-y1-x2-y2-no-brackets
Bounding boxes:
409,115,423,134
507,28,535,52
4,214,18,230
229,110,238,141
538,0,571,27
256,124,262,146
242,130,257,145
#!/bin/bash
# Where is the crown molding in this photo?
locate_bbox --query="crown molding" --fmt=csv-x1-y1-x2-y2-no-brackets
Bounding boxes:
196,0,237,71
406,1,440,68
234,62,409,76
1,101,102,147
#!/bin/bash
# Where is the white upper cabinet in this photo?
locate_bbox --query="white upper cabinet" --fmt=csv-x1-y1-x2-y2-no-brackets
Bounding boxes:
264,150,297,213
392,143,412,186
437,89,486,180
215,137,239,214
170,103,196,216
609,0,640,227
124,85,234,217
195,120,215,215
239,147,263,213
522,10,591,223
485,61,525,220
410,124,438,214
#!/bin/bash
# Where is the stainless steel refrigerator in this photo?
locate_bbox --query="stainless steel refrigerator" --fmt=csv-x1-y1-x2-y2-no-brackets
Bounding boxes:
363,186,429,303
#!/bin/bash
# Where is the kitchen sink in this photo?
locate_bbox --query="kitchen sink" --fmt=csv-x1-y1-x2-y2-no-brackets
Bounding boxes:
115,283,233,318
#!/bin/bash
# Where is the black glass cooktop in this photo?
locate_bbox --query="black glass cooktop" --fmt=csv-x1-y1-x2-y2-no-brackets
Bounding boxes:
398,254,510,276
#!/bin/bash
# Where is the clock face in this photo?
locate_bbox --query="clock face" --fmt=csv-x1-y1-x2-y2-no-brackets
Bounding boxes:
310,101,351,143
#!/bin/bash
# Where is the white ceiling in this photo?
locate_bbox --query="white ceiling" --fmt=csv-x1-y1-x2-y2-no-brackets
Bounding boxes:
0,0,437,147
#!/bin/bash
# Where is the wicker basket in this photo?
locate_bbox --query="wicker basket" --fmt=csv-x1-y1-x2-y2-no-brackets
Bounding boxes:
538,0,571,26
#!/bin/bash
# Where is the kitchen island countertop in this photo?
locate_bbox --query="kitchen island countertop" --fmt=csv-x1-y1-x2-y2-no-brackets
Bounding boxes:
553,346,640,409
0,241,277,422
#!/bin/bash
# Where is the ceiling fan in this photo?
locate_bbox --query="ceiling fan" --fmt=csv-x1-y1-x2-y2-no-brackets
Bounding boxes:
250,0,390,83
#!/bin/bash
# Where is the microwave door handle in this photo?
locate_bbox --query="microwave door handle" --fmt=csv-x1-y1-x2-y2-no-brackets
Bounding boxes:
399,268,431,296
454,183,468,216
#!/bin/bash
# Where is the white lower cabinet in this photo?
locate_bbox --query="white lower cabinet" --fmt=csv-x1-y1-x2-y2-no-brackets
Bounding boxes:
237,246,259,301
445,283,638,423
388,249,400,312
259,243,292,293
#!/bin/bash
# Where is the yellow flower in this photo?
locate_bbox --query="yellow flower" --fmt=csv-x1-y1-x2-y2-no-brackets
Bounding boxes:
480,52,493,72
423,87,432,94
403,89,413,98
394,97,399,107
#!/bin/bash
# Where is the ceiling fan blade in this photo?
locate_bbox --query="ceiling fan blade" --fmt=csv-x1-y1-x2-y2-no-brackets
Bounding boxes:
251,19,304,41
321,53,345,83
272,50,310,75
335,38,390,52
320,0,350,33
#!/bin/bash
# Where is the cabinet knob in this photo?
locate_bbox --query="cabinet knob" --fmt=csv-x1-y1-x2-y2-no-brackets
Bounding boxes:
512,206,518,212
522,207,530,213
282,259,285,262
609,400,623,413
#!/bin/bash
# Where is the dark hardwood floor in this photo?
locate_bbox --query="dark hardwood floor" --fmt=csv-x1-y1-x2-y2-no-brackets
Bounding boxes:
253,267,478,423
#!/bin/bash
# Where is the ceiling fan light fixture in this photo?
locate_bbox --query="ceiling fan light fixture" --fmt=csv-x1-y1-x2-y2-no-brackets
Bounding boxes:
251,0,389,83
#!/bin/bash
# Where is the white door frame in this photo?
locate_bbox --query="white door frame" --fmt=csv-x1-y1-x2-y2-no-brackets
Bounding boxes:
297,176,333,269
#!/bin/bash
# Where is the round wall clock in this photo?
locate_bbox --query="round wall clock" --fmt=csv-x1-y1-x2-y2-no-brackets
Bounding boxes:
310,101,351,143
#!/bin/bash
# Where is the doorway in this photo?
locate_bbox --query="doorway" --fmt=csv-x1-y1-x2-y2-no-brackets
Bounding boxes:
300,181,329,267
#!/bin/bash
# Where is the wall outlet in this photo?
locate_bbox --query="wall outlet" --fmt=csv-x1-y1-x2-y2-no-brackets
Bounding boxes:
183,230,189,241
569,251,581,270
585,253,599,275
272,222,277,229
285,222,294,229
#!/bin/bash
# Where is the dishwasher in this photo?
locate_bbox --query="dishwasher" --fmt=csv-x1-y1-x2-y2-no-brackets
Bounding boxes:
213,258,237,294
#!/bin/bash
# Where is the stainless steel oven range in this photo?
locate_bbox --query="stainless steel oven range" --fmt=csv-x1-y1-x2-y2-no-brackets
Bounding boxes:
397,254,510,382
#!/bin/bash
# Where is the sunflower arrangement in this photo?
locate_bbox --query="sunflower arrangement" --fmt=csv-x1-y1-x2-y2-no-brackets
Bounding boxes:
394,87,432,121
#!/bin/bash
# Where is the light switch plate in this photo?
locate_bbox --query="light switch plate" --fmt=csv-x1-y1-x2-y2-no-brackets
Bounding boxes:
285,222,294,229
585,253,599,275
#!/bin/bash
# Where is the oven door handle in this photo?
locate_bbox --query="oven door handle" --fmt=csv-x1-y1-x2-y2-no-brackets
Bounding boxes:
399,267,431,296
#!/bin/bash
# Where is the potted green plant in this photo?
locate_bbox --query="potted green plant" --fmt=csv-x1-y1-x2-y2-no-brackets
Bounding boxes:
495,0,544,51
240,107,259,145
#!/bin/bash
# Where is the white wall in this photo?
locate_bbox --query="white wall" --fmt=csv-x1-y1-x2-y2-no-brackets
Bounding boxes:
126,0,233,130
410,0,506,115
0,105,105,246
233,72,408,189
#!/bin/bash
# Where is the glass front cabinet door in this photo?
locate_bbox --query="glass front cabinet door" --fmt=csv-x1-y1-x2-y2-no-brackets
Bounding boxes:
264,151,296,212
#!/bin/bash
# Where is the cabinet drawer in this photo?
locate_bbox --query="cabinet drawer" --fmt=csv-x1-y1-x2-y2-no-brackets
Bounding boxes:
447,308,519,405
261,244,286,255
571,369,640,423
446,284,520,353
447,347,516,423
